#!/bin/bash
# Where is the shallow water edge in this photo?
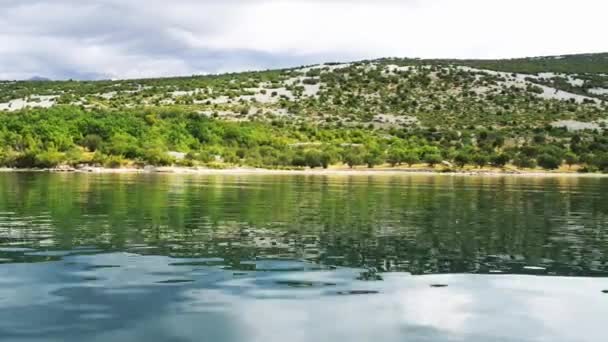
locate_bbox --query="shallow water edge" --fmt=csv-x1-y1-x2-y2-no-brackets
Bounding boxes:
1,166,607,178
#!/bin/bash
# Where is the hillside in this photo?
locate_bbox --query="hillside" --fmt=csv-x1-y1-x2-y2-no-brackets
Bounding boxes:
0,53,607,171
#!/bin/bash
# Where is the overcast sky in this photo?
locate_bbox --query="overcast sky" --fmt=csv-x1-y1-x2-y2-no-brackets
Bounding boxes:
1,0,607,80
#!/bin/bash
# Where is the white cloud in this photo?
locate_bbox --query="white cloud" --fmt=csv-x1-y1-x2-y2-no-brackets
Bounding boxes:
0,0,606,80
205,0,607,58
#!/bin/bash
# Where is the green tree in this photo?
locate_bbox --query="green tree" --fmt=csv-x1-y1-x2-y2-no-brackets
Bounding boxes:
424,153,442,167
143,148,174,166
364,148,384,168
106,133,139,159
401,150,420,167
490,153,510,167
513,154,537,169
472,153,490,168
387,148,403,167
537,153,561,170
35,150,65,168
319,150,336,169
592,153,608,172
304,149,323,168
81,134,102,152
343,147,364,168
564,152,579,169
453,152,470,168
65,148,84,166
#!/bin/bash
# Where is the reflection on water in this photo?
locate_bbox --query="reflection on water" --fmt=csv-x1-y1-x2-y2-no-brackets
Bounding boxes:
0,173,607,341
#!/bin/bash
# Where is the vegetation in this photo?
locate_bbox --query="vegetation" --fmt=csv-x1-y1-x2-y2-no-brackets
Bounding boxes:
0,53,607,172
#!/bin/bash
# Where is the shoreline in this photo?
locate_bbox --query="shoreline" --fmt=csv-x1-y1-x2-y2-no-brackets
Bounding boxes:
0,166,606,178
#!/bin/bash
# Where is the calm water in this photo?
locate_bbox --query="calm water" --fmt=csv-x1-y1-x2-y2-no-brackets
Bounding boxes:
0,173,607,342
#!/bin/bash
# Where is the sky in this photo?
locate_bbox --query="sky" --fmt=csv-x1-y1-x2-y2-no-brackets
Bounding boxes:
1,0,607,80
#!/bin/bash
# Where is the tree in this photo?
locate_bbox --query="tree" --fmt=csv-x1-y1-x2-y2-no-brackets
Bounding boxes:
490,153,510,168
81,134,102,152
592,153,608,172
35,150,65,168
387,148,403,167
143,148,174,166
65,148,84,166
364,148,384,168
513,154,537,169
106,133,139,159
533,134,546,144
401,150,420,167
453,152,470,168
319,150,336,169
472,153,490,168
424,153,442,167
304,149,323,168
222,149,240,164
343,149,364,168
537,153,561,170
564,152,579,169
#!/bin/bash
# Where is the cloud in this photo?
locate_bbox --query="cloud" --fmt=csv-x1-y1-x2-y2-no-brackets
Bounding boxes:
0,0,607,80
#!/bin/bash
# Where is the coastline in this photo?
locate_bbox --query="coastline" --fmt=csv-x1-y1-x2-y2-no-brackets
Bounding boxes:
0,166,606,178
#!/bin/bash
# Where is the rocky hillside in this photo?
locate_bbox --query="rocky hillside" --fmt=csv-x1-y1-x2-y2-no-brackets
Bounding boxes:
0,53,607,171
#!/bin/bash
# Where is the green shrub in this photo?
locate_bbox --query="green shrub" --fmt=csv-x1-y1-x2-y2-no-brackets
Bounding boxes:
513,154,537,169
401,151,420,166
143,148,174,166
343,148,364,168
81,134,103,152
104,155,126,169
490,153,510,167
453,152,470,168
424,153,442,167
472,153,490,168
564,152,579,168
35,150,65,168
537,154,562,170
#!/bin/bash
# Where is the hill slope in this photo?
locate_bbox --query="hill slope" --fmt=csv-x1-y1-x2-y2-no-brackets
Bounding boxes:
0,53,607,171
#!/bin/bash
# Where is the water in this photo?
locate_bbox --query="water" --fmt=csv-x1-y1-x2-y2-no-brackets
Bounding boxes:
0,173,607,342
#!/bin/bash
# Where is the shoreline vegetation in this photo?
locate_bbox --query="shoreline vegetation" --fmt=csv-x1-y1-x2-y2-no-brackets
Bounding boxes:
1,107,607,176
2,54,608,176
2,164,606,178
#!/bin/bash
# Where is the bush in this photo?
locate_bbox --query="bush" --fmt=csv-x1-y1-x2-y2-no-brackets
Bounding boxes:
491,153,510,167
387,148,403,166
343,148,364,168
591,153,608,172
304,149,323,168
222,150,241,164
143,149,174,166
0,150,17,167
81,134,103,152
65,148,86,166
364,149,384,168
424,153,442,167
537,153,562,170
453,152,470,168
578,165,599,173
175,158,194,167
319,150,336,169
564,152,579,168
104,155,126,169
291,154,307,168
91,151,108,166
513,154,537,169
11,152,38,168
472,153,490,168
35,150,65,168
401,151,420,166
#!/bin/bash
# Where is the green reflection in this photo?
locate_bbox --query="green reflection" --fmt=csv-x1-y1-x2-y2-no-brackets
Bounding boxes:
0,173,607,276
